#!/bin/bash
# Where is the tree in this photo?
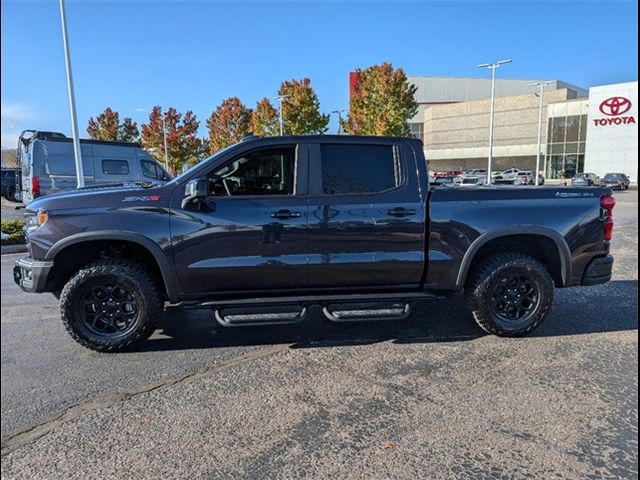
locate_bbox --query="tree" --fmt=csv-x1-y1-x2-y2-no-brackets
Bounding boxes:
87,108,140,142
250,97,279,137
342,63,418,136
207,97,252,154
141,106,205,174
278,78,329,135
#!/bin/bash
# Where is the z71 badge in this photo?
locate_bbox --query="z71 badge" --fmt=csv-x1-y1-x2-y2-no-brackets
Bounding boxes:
122,195,161,202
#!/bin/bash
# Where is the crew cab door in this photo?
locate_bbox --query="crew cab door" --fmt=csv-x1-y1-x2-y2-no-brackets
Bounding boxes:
170,143,308,295
306,141,426,288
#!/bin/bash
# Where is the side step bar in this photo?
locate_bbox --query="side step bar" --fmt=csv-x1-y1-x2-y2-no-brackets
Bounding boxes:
323,302,410,322
215,305,307,327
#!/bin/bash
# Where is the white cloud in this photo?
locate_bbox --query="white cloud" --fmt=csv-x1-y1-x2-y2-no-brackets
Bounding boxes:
0,102,40,148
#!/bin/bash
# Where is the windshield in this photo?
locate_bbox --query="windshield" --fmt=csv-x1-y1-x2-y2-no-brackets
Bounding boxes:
603,174,619,181
165,143,238,186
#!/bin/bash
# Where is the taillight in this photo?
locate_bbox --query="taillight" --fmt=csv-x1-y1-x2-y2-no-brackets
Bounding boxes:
601,195,616,241
31,176,40,197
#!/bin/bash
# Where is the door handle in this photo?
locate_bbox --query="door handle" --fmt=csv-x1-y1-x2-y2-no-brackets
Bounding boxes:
386,207,416,217
270,209,301,219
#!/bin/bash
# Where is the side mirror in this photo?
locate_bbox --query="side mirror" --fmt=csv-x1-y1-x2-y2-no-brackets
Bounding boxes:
181,178,208,209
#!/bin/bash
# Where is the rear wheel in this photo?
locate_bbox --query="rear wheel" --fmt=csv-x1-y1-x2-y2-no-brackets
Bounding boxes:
465,252,554,336
60,259,163,352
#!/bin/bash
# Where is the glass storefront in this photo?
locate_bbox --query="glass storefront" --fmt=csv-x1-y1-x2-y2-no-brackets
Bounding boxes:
545,114,587,179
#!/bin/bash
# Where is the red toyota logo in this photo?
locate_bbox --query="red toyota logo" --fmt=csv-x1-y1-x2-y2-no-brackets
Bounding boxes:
599,96,632,116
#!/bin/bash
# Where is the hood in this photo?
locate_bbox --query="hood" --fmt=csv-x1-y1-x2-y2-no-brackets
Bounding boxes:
27,182,173,212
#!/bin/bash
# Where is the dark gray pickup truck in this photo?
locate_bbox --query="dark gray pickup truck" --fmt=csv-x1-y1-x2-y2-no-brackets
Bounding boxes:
14,135,616,351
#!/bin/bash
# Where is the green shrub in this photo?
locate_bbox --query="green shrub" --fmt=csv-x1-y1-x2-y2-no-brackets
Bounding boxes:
1,220,26,245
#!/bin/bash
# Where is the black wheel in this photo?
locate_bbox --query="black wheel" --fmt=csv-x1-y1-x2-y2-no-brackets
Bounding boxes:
60,259,163,352
465,252,554,337
11,188,22,202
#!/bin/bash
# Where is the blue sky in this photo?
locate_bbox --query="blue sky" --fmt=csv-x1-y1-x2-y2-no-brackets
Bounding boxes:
1,0,638,147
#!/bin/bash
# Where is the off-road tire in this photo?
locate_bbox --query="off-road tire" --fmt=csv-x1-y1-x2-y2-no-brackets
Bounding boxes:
465,252,554,337
60,259,163,352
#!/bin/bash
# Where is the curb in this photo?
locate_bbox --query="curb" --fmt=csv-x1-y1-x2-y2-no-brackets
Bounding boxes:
1,244,27,255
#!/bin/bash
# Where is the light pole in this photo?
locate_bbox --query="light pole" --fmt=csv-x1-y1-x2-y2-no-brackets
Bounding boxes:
161,115,169,172
528,81,553,186
59,0,84,188
331,109,347,134
273,95,289,136
477,59,512,183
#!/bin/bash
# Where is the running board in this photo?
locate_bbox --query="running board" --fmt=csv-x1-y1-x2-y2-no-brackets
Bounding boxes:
323,302,411,322
214,305,307,327
184,291,442,310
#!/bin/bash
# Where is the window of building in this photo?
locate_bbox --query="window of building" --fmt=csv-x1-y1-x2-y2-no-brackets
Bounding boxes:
409,122,424,143
320,144,401,194
209,147,296,196
545,114,587,179
102,159,129,175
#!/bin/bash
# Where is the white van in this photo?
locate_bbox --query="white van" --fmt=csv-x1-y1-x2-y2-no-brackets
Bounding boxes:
17,130,171,204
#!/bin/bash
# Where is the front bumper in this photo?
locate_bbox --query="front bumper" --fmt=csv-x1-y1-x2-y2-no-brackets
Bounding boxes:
13,255,54,293
581,255,614,286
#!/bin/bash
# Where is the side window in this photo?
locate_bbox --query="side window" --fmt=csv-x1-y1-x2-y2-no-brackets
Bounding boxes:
320,144,401,194
208,147,296,197
141,159,161,179
102,159,129,175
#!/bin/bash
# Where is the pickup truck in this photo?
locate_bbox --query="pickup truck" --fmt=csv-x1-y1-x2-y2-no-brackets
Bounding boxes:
14,135,616,352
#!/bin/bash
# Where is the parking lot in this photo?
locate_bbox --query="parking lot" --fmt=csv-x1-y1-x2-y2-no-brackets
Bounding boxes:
1,191,637,479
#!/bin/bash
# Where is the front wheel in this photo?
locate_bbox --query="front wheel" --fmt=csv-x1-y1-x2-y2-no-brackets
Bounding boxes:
465,252,554,336
60,259,163,352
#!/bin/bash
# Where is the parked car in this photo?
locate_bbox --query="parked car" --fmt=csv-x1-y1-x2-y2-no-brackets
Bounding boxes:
572,173,600,187
602,173,630,190
15,134,616,351
1,167,22,201
17,130,172,204
466,169,487,176
431,175,457,186
456,174,488,186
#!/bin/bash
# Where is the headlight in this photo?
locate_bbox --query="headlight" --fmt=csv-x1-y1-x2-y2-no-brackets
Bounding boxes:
26,210,48,231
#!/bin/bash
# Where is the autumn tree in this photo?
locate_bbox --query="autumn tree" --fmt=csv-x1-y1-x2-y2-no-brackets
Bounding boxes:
278,78,329,135
141,106,205,174
87,107,140,142
342,63,418,136
206,97,252,154
250,97,279,137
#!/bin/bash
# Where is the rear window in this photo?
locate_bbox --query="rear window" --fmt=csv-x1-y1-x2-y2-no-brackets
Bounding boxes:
102,159,129,175
320,144,401,194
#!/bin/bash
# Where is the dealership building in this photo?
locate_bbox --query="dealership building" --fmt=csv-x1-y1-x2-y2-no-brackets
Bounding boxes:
349,73,638,182
414,77,637,182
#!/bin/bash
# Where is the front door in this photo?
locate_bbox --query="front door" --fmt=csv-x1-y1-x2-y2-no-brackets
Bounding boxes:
170,144,308,295
306,141,426,289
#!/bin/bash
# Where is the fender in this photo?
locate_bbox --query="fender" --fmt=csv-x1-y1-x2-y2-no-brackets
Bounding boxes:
45,231,180,303
455,226,572,289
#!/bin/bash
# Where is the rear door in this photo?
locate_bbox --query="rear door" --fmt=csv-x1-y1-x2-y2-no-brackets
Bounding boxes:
306,140,426,289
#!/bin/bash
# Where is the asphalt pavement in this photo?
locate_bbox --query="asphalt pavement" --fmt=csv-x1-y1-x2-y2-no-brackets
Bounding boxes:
1,190,637,479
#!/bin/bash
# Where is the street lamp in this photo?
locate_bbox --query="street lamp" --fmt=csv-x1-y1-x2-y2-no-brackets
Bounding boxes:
161,115,169,172
272,95,289,136
528,81,553,186
59,0,84,188
331,109,347,134
477,59,512,183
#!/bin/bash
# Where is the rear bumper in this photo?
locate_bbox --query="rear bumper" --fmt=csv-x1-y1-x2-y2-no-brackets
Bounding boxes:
581,255,613,286
13,255,53,293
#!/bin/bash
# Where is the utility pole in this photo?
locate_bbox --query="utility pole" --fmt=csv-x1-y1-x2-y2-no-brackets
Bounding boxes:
59,0,84,188
528,81,553,186
477,59,512,183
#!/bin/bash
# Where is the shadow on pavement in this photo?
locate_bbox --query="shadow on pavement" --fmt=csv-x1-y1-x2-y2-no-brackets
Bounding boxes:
135,280,638,352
